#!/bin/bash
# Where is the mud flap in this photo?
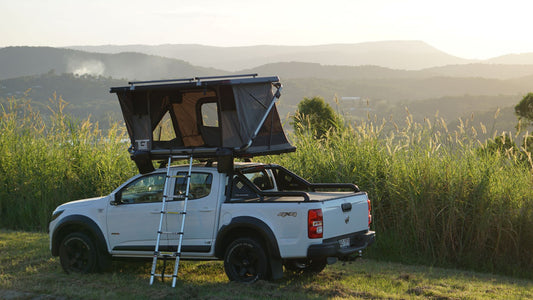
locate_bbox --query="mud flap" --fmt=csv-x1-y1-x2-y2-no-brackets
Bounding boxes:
270,256,284,280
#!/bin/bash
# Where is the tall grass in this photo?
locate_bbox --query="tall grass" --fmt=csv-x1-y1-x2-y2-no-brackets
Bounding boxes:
267,113,533,278
2,95,533,278
0,96,136,230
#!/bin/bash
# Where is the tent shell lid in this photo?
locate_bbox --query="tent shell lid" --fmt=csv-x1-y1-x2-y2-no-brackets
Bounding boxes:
109,75,281,93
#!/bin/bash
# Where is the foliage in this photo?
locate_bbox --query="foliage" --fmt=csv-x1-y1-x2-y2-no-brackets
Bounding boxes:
2,96,533,279
0,96,136,230
2,229,533,299
480,131,533,168
264,113,533,278
515,92,533,126
291,96,344,138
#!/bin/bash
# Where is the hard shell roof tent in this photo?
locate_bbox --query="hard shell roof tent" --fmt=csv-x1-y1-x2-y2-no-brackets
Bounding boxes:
110,74,295,174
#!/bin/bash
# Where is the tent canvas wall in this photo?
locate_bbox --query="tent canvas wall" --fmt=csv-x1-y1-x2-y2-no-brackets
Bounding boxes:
110,75,295,174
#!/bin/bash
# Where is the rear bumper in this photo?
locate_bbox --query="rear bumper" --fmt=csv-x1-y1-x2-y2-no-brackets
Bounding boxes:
307,230,375,258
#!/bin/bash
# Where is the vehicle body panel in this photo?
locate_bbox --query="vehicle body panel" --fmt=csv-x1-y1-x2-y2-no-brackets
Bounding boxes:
50,163,373,262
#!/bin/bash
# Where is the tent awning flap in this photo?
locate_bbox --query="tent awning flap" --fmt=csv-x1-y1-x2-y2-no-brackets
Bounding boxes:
232,82,274,147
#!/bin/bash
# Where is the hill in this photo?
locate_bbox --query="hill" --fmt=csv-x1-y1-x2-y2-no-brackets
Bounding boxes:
487,53,533,64
424,63,533,80
1,46,531,135
0,72,123,123
247,61,533,81
242,62,433,80
0,46,225,80
67,41,472,71
1,70,529,135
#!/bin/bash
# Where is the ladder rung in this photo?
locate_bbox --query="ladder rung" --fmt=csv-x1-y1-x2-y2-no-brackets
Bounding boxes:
167,175,185,178
158,231,184,235
156,251,176,256
154,251,182,256
160,211,186,215
162,195,188,199
152,274,175,278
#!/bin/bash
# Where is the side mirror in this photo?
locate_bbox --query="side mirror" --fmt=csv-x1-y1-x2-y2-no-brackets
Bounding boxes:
111,191,122,205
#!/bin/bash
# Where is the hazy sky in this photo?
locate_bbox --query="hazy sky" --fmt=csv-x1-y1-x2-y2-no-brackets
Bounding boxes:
2,0,533,59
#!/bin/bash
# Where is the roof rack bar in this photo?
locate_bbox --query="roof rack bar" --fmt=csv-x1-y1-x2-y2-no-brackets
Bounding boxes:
128,78,196,85
194,74,258,81
128,78,195,86
129,78,196,91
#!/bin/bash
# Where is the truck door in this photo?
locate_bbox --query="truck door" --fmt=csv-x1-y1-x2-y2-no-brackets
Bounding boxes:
107,172,177,252
170,171,219,253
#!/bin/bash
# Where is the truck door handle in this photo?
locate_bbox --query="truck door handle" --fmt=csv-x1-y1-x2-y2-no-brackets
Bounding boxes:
341,203,352,212
199,209,214,212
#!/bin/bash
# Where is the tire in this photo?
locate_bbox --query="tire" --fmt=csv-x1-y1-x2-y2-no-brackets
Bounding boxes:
59,232,98,274
283,258,327,274
223,237,269,283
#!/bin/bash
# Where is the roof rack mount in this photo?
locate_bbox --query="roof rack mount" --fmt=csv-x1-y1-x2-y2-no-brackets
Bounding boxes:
128,78,195,86
195,74,258,81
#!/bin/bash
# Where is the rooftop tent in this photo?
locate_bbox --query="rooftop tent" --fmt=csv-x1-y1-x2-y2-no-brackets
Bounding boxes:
110,75,295,174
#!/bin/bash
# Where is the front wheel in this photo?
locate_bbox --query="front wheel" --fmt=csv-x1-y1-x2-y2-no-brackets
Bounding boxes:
223,237,269,283
284,258,327,274
59,232,98,274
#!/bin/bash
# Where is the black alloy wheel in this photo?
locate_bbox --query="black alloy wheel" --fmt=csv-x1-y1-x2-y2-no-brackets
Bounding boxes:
223,237,268,283
59,232,98,274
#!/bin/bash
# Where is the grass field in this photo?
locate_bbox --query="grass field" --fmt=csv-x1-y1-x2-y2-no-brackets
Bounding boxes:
1,230,532,299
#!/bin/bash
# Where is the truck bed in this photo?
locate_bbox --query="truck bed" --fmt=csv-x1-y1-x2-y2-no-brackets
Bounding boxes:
236,191,364,203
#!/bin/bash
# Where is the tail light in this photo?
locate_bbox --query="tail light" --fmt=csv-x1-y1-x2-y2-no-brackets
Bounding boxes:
308,209,323,239
368,199,372,227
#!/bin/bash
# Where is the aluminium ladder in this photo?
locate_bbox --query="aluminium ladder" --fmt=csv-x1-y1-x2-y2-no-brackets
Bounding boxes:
149,155,193,287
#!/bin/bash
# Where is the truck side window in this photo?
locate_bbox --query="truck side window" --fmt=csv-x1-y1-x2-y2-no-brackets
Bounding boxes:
119,173,166,204
272,168,307,191
243,170,275,191
174,172,213,200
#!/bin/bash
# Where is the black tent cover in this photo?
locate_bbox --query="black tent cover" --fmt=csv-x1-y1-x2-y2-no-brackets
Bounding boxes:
110,75,295,174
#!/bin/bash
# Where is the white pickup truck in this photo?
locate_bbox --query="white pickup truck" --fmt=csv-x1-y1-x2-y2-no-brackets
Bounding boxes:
49,161,375,282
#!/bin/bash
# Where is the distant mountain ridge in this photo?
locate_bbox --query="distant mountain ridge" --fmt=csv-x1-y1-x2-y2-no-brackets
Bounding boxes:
4,45,533,83
2,43,530,136
67,41,474,71
0,46,224,80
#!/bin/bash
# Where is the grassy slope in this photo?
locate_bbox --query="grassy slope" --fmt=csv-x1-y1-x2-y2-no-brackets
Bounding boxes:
1,230,532,299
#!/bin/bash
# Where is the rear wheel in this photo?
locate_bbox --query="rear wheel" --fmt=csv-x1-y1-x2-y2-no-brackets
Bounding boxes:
59,232,98,274
224,237,269,283
284,258,327,274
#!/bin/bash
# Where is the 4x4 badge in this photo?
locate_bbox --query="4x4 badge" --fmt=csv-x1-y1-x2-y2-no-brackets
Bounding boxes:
277,212,297,217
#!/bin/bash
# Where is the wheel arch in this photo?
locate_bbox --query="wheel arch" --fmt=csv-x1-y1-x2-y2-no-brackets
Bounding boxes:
214,216,281,259
51,215,108,257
